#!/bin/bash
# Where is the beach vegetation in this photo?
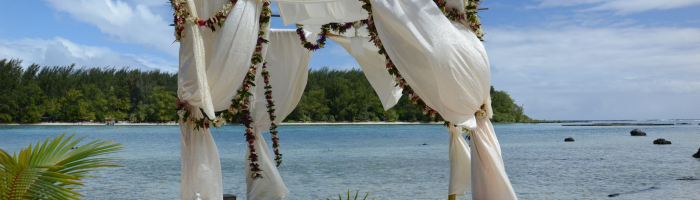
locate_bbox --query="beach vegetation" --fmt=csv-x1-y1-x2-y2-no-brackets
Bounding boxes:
0,58,538,124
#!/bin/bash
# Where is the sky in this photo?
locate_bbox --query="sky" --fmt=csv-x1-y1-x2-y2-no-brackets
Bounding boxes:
0,0,699,120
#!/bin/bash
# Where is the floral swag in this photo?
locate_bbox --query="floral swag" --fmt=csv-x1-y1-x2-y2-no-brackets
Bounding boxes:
171,0,485,179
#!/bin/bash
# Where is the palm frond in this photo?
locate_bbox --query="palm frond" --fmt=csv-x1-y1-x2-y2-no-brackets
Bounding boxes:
327,190,375,200
0,133,122,200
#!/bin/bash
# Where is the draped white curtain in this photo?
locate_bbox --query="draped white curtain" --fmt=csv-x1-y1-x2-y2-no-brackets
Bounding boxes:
179,107,223,200
370,0,492,129
178,0,516,199
447,125,471,196
178,0,265,199
471,119,517,199
370,0,515,199
329,36,402,110
277,1,367,26
178,0,265,119
245,29,313,200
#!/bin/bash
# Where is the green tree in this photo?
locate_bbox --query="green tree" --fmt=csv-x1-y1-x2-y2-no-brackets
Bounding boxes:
298,89,330,121
0,59,22,123
489,86,535,123
0,58,537,124
59,89,95,121
147,86,177,122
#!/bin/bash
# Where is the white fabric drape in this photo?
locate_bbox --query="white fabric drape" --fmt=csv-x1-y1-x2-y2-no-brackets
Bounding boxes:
471,119,517,199
329,36,402,110
178,0,264,119
178,0,265,200
445,0,468,13
371,0,492,129
277,1,367,26
370,0,514,198
180,107,223,200
245,29,314,200
447,125,471,196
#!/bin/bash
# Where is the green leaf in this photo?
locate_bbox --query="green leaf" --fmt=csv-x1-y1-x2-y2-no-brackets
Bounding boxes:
0,133,122,199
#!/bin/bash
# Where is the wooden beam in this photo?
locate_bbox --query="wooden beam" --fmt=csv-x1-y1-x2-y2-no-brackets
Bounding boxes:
448,194,457,200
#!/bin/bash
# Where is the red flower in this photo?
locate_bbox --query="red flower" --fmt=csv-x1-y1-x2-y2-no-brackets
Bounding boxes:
198,19,206,26
202,120,210,129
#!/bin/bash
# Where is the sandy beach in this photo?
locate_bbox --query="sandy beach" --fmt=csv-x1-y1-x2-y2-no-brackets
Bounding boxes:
0,122,179,126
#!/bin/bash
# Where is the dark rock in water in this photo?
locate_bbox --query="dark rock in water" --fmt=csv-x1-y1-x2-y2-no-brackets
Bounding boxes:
608,186,657,197
564,137,575,142
693,148,700,158
676,176,699,181
653,138,671,145
630,129,646,136
422,143,427,145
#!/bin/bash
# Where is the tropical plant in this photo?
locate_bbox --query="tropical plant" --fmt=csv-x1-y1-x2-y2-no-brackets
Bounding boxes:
0,133,122,200
327,189,375,200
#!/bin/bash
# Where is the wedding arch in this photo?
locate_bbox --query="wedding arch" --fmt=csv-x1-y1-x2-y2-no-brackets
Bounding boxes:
172,0,516,199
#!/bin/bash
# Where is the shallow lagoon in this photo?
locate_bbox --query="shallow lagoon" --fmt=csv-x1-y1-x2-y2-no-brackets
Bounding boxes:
1,122,699,199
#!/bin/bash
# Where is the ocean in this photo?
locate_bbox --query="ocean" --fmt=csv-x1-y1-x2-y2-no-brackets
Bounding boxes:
1,121,699,199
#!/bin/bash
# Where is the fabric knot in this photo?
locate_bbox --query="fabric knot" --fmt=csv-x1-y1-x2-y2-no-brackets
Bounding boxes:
475,104,488,119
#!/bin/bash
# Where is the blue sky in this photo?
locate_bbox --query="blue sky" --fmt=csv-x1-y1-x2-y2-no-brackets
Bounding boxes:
1,0,699,120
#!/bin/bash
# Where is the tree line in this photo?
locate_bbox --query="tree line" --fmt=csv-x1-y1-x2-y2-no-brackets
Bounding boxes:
0,58,538,124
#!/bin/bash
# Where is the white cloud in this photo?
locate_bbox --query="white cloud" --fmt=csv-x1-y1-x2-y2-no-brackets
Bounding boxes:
0,37,177,72
484,25,700,120
534,0,700,14
43,0,178,57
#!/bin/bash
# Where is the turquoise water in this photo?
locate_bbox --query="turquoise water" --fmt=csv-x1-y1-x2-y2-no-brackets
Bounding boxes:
1,122,699,199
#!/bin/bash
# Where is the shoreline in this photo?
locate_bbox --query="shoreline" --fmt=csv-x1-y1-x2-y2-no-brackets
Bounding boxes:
0,122,179,126
0,121,445,126
3,121,698,126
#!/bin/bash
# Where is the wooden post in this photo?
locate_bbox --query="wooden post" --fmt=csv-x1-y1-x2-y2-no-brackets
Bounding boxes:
448,194,456,200
223,194,236,200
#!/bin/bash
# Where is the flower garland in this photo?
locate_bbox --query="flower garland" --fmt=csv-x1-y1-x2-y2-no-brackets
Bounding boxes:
174,1,271,179
170,0,188,42
295,24,329,51
170,0,238,42
261,62,282,167
295,22,361,51
327,22,357,35
433,0,484,40
358,0,443,124
176,99,225,130
225,0,272,179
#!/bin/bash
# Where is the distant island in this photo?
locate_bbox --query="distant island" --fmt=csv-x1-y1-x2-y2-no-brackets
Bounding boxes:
0,58,545,124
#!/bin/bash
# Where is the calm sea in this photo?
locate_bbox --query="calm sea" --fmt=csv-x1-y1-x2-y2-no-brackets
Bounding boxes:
1,121,699,200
